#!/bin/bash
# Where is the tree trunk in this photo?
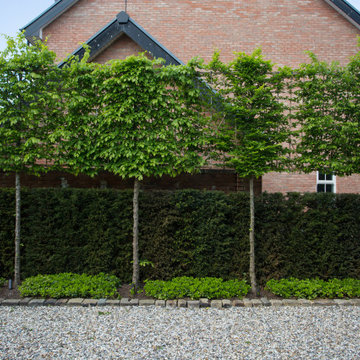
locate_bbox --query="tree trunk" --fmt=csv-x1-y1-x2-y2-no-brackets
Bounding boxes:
249,176,257,295
132,178,140,292
14,172,21,286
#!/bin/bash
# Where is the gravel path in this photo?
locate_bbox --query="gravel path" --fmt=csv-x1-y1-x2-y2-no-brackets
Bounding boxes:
0,306,359,359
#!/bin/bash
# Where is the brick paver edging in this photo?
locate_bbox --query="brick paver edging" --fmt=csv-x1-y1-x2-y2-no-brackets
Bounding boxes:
0,297,359,308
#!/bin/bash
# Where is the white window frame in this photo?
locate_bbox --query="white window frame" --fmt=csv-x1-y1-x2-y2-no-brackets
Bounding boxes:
316,171,336,193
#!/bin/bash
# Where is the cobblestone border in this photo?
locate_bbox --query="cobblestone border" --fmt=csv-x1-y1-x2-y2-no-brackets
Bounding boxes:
0,297,359,308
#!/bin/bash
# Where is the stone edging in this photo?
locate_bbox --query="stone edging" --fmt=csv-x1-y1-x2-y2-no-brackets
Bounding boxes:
0,297,359,308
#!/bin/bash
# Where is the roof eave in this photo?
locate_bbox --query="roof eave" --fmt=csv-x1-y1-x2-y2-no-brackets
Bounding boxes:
324,0,360,31
21,0,80,42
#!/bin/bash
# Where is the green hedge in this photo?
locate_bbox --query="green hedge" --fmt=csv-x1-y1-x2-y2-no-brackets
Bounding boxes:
0,189,359,284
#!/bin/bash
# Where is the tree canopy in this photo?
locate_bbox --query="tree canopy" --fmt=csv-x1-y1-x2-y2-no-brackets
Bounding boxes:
0,34,62,174
292,52,360,176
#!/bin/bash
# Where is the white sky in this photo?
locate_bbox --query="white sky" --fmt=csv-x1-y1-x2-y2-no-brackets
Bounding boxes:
1,0,360,52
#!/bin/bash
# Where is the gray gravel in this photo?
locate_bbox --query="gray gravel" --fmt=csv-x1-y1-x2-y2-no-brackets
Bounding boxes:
0,306,359,359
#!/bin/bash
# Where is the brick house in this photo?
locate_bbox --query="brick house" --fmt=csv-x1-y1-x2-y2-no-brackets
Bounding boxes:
4,0,359,194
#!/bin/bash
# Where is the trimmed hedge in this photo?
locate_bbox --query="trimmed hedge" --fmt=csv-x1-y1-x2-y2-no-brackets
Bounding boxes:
0,189,359,284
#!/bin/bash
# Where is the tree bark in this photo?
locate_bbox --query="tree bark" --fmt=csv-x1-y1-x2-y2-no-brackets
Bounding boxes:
249,176,257,295
132,178,140,292
14,172,21,286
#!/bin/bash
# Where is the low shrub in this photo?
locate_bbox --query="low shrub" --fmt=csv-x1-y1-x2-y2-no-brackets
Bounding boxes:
18,273,121,299
144,276,250,300
265,278,360,299
0,277,6,287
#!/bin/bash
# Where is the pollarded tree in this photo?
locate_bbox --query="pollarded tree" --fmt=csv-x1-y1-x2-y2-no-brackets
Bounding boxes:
0,34,63,285
205,49,291,295
65,54,209,291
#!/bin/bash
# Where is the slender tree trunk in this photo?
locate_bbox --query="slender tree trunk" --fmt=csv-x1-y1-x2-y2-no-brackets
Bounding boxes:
14,172,21,287
132,178,140,292
249,176,257,296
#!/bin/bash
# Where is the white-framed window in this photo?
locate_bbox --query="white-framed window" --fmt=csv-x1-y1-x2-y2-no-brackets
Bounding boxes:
316,171,336,193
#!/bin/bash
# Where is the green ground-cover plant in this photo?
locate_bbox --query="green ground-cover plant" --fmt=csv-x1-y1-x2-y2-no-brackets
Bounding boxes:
144,276,250,300
0,277,6,287
18,273,120,299
265,278,360,299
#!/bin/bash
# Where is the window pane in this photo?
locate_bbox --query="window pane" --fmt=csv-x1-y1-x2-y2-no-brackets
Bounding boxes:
318,173,325,181
325,184,333,193
325,174,333,181
317,184,325,192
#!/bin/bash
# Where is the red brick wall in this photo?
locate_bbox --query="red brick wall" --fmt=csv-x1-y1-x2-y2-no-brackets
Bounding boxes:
337,174,360,194
0,171,261,194
263,172,316,193
94,35,143,63
43,0,360,65
262,172,360,194
40,0,360,194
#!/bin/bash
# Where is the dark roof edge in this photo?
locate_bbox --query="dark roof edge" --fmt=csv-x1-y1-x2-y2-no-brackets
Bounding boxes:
58,11,183,67
324,0,360,30
21,0,80,41
129,15,184,65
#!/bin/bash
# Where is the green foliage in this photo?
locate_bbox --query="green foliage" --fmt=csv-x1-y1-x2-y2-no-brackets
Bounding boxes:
255,192,360,282
205,49,291,178
51,50,101,176
144,276,250,300
55,53,209,180
92,54,209,180
18,273,121,299
0,188,359,283
0,277,6,287
265,278,360,299
0,33,63,175
291,53,360,176
292,51,360,176
0,188,15,278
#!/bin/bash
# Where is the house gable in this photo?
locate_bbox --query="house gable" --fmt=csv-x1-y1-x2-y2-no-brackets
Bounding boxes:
22,0,360,40
58,12,183,66
22,0,360,66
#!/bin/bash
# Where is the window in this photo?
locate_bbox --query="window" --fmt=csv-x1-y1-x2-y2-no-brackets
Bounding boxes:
317,172,336,193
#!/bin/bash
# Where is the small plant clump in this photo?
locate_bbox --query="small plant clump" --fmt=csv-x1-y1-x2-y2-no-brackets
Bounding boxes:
144,276,250,300
265,278,360,299
19,273,121,299
0,277,6,287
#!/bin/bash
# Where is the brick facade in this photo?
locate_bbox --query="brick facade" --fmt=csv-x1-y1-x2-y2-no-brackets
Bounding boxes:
43,0,360,66
8,0,360,194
